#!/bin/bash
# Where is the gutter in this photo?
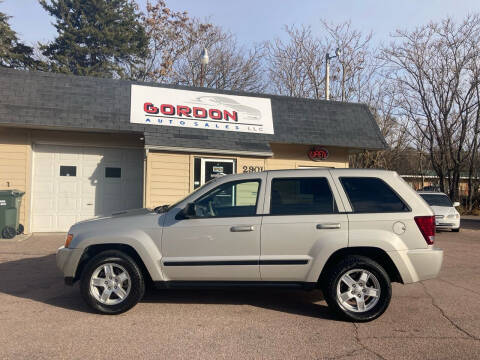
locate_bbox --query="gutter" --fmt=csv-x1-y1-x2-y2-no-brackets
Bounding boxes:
144,145,273,157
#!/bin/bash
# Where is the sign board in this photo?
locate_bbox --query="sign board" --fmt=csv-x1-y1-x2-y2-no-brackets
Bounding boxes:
308,146,329,161
130,85,274,134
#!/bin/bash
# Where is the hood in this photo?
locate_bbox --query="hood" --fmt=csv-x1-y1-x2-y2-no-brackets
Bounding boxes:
430,206,458,216
71,208,154,227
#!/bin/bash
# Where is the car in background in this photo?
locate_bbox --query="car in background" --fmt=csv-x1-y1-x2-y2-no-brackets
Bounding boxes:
418,191,460,232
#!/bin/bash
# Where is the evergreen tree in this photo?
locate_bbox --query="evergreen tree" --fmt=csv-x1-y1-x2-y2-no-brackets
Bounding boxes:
40,0,148,78
0,9,38,69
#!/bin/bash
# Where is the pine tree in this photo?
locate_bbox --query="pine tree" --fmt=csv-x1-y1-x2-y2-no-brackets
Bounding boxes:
40,0,148,78
0,10,38,69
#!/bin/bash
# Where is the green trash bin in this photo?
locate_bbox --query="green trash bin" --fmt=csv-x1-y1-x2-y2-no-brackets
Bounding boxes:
0,190,25,239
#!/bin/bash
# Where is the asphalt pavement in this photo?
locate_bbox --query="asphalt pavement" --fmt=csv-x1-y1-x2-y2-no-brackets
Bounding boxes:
0,219,479,359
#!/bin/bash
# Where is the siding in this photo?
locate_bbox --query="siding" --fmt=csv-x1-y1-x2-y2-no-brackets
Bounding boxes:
266,143,349,169
145,143,349,207
146,152,190,207
0,128,30,228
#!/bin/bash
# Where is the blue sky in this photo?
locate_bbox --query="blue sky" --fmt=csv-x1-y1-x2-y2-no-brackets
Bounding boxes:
2,0,480,47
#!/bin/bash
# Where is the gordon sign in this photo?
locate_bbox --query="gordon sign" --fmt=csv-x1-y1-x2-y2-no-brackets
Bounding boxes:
130,85,274,134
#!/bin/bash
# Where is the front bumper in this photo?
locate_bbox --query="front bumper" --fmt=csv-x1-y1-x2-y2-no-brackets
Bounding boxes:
56,246,84,282
435,217,460,229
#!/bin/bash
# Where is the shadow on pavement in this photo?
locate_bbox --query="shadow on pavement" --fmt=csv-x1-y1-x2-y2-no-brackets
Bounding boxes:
0,254,336,320
460,217,480,230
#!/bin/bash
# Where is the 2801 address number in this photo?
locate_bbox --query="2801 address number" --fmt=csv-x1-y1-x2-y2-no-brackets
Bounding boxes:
242,165,264,173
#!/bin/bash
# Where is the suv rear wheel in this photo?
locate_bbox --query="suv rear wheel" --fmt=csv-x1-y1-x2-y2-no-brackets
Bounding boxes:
80,250,145,314
322,255,392,322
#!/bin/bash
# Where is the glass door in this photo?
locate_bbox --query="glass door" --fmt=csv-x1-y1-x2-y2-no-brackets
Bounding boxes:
201,158,235,184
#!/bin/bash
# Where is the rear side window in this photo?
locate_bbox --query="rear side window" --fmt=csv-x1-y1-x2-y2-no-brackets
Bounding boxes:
340,177,409,213
270,177,337,215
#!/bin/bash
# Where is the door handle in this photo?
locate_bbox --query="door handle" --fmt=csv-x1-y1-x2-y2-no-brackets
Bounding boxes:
316,223,341,230
230,225,255,232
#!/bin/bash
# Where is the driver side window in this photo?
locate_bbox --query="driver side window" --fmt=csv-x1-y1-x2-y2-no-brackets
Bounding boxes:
194,180,261,218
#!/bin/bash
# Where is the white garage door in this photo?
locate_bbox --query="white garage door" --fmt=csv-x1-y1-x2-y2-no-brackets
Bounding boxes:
32,145,143,232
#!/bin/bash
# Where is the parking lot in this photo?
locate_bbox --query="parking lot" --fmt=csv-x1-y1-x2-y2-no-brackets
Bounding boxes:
0,219,479,360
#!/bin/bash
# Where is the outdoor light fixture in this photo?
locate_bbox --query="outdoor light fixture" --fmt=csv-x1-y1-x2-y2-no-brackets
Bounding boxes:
200,48,209,65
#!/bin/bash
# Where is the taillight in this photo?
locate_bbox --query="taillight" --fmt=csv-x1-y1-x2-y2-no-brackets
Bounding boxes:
414,216,435,245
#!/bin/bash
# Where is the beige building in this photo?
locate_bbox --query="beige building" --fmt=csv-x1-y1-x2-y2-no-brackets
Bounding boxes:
0,68,386,234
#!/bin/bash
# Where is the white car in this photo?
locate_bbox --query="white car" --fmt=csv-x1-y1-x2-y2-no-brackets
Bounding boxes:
57,169,443,321
418,191,461,232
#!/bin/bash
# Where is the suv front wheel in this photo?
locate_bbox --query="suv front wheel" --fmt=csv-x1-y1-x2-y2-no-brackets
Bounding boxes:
80,250,145,314
322,255,392,322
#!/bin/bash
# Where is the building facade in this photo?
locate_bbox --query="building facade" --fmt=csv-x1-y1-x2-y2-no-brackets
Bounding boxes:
0,68,386,233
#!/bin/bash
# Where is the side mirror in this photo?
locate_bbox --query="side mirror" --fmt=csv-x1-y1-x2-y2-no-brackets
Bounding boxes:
180,202,196,219
452,202,460,207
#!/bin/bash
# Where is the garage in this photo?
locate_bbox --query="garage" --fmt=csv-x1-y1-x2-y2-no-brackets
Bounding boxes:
31,144,143,232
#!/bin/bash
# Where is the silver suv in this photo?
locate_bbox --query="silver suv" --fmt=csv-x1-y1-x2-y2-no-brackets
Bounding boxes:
57,169,443,321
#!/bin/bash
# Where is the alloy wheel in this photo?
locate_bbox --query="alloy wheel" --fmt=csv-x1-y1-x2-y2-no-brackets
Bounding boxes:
336,268,381,313
90,263,131,305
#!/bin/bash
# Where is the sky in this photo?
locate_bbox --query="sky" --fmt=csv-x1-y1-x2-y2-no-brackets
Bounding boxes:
2,0,480,47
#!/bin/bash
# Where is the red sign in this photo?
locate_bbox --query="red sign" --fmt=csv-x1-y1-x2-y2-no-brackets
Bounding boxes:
308,147,329,161
143,102,238,122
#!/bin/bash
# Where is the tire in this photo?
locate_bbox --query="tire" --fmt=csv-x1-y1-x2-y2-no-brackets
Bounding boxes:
80,250,145,314
452,228,460,232
322,255,392,322
17,224,24,235
2,226,16,239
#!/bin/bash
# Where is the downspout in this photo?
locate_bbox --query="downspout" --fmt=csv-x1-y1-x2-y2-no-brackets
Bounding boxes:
143,148,149,208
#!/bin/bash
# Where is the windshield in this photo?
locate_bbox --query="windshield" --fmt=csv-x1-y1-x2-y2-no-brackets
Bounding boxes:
420,194,452,207
154,179,217,213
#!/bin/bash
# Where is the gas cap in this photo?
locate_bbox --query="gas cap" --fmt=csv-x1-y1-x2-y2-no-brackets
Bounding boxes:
393,221,406,235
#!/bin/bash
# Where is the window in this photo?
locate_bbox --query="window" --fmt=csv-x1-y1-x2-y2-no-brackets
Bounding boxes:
420,194,452,207
270,177,337,215
105,167,121,178
340,177,409,213
60,166,76,177
193,180,260,218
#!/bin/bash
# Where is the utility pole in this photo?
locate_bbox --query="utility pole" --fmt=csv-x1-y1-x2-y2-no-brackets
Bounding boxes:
325,53,330,100
325,48,341,101
200,48,209,87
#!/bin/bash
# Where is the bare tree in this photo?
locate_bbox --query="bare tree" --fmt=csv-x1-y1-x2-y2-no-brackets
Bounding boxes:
129,1,264,92
168,22,265,92
265,21,376,102
382,15,480,200
265,25,325,98
321,20,376,103
126,1,209,81
266,21,413,170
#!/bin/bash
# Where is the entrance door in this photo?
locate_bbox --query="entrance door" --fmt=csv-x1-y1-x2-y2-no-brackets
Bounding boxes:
200,158,235,184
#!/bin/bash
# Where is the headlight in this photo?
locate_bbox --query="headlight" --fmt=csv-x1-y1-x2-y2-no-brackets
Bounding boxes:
65,233,74,248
